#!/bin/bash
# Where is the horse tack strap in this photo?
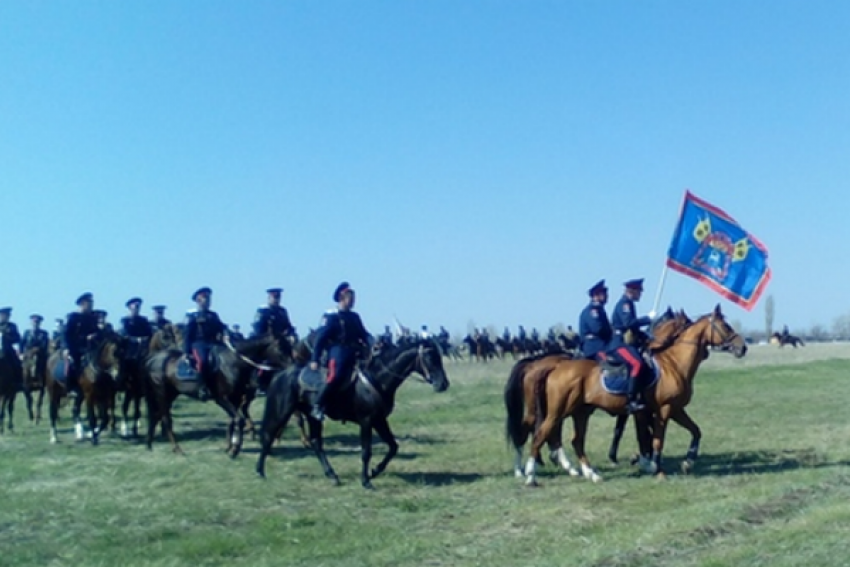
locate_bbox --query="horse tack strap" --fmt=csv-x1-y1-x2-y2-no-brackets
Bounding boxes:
357,369,387,411
223,335,275,372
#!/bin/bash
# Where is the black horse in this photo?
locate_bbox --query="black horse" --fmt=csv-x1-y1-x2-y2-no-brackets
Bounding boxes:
256,339,450,488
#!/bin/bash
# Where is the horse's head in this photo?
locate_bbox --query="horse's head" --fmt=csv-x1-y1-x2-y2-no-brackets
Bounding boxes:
695,304,747,358
91,330,124,379
413,339,450,393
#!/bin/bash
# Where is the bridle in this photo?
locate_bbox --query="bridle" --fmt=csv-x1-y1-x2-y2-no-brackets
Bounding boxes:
371,342,436,386
678,313,740,352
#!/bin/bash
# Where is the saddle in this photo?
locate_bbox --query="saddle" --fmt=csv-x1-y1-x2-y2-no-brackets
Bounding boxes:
297,365,358,393
599,355,659,396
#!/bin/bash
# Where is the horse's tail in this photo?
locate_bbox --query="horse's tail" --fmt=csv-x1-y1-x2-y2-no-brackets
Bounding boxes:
504,357,534,449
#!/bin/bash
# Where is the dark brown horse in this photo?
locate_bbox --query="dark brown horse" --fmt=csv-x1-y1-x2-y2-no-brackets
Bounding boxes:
21,342,49,424
45,330,123,444
144,334,291,456
117,336,150,438
508,305,746,485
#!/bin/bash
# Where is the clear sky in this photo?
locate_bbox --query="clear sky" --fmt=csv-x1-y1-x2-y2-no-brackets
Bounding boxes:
1,2,848,336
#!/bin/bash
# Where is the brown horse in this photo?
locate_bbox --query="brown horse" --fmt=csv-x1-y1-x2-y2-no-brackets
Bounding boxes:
117,336,151,438
507,305,746,485
144,334,291,456
45,330,123,444
21,343,49,424
503,309,686,477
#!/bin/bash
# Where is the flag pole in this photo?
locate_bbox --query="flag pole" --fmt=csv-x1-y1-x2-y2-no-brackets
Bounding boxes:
651,262,669,315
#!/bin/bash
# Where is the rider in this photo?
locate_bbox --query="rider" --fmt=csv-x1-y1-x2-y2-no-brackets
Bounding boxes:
119,298,153,387
21,314,50,354
379,325,394,347
608,278,656,413
309,282,372,421
502,327,511,343
251,288,294,341
62,293,100,398
578,279,612,360
0,307,22,389
182,287,227,402
230,325,245,342
517,325,527,342
150,305,172,332
94,310,112,332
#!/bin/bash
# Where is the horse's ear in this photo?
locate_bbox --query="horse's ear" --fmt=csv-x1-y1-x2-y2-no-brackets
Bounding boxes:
713,303,722,317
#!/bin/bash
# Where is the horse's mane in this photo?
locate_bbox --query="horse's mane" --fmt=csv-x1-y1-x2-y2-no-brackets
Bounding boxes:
649,309,693,354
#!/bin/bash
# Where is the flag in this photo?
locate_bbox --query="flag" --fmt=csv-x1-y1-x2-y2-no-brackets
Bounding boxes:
666,190,771,311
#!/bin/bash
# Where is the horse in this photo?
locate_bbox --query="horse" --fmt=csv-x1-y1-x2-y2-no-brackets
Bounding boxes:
0,349,24,434
770,332,805,348
78,330,124,445
21,343,49,425
44,330,123,444
149,324,181,353
509,304,746,486
255,339,450,489
144,334,291,456
117,335,151,438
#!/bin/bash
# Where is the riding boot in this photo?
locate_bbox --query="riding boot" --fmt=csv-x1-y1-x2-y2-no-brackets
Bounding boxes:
626,375,645,413
311,380,334,421
197,377,211,402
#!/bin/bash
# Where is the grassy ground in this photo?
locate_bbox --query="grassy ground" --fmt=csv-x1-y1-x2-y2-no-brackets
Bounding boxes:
2,344,850,567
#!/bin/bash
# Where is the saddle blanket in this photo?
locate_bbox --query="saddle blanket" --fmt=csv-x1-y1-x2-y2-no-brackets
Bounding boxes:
600,357,659,395
176,359,200,381
52,358,70,384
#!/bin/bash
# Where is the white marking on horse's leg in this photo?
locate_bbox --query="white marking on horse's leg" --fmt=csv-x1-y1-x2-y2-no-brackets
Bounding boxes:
514,449,525,478
554,447,581,476
581,462,603,483
231,433,240,446
638,455,658,475
74,422,84,440
524,457,537,485
50,427,58,444
120,420,129,437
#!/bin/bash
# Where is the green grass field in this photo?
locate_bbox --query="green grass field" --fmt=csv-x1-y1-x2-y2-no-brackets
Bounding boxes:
2,345,850,567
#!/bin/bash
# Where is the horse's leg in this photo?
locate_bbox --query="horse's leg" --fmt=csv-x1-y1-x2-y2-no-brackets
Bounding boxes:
651,405,673,478
670,407,702,474
359,420,376,489
24,386,34,423
525,413,561,486
571,409,602,482
295,411,310,448
548,418,580,477
7,391,15,433
132,388,142,438
162,394,183,455
121,385,132,437
368,416,398,482
307,417,339,485
608,413,628,464
0,396,5,434
255,396,296,479
214,397,242,457
73,394,85,441
86,390,99,445
49,388,60,443
36,386,45,425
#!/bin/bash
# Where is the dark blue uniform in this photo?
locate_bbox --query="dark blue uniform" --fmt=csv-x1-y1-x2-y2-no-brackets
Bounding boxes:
0,322,21,357
150,316,172,333
311,309,371,387
61,311,100,392
607,295,651,378
121,315,153,360
252,305,293,339
21,329,50,353
182,309,227,369
578,301,612,360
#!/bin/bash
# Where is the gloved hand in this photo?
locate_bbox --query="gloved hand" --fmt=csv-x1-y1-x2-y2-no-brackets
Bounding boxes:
648,310,657,320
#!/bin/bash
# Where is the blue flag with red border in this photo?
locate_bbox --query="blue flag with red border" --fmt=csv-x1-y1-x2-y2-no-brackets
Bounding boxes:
666,190,771,311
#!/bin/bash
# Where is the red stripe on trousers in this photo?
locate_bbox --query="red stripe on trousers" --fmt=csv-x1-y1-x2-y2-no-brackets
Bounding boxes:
326,359,337,384
616,347,642,378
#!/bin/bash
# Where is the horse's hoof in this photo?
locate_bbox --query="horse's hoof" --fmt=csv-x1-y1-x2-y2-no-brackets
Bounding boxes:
256,469,266,479
524,479,541,488
681,460,694,475
655,472,668,481
361,480,374,490
630,453,641,466
514,469,525,478
608,453,619,465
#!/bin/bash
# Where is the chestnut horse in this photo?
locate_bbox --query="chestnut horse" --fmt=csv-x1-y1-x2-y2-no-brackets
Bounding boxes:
503,309,685,478
507,305,746,485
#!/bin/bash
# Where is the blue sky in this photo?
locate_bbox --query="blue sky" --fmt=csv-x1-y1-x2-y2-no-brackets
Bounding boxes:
1,2,847,335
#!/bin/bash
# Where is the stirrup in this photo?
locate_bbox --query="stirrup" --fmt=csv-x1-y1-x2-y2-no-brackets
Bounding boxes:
627,400,646,413
310,405,325,421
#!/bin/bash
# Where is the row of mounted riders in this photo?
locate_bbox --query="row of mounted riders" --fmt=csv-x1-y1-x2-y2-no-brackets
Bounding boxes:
0,305,747,488
0,322,455,489
456,332,580,362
